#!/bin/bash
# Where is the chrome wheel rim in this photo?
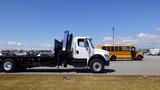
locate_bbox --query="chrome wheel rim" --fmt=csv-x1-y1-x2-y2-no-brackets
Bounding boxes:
3,62,12,71
93,62,102,72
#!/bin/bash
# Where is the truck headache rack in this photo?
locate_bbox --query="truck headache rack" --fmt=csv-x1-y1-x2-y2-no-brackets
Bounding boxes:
54,31,73,67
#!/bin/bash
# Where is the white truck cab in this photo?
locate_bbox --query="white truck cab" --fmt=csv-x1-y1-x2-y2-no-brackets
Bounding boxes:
73,36,110,73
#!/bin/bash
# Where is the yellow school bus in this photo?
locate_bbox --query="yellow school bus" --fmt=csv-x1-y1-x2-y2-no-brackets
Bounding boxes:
97,44,143,60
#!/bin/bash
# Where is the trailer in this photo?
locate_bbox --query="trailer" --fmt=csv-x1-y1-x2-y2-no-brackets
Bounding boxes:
0,31,110,73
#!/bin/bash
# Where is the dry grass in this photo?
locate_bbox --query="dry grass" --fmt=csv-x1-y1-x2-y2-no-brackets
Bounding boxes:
0,75,160,90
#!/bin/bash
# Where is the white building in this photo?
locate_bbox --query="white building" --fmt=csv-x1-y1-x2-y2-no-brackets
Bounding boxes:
149,48,160,55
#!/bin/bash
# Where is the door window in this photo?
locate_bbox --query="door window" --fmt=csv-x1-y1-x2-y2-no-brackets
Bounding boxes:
78,39,86,47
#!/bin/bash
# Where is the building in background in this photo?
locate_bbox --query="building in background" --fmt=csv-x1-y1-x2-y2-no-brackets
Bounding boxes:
149,48,160,56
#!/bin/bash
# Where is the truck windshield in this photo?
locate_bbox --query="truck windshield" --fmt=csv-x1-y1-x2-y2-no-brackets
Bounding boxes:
88,39,94,49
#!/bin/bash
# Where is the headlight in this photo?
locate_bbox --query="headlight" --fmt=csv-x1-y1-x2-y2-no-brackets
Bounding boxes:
104,54,109,60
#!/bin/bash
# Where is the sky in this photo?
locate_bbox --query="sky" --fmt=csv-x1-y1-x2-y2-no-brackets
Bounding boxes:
0,0,160,49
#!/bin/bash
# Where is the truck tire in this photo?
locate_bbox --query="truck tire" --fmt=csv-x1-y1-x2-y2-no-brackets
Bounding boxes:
89,59,104,73
1,59,16,72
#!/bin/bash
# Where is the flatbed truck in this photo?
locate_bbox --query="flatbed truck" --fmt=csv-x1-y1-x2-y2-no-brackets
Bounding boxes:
0,31,110,73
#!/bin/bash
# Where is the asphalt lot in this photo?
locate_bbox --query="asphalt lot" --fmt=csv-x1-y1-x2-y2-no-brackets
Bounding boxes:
0,56,160,75
107,56,160,75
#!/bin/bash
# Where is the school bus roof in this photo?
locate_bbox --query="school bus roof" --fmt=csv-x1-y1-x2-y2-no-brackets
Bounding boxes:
97,44,135,47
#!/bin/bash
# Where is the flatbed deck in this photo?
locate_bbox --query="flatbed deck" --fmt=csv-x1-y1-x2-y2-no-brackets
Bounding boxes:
0,55,56,68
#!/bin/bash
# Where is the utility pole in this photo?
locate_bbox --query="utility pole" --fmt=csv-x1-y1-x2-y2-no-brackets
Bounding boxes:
112,27,115,45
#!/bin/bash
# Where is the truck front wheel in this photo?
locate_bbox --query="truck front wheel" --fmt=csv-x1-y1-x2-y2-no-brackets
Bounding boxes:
89,59,104,73
1,59,16,72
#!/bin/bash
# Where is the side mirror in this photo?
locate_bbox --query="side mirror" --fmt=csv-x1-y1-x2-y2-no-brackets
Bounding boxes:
86,47,89,50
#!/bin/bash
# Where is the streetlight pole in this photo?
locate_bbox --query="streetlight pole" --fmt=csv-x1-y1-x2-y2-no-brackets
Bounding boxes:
112,27,115,45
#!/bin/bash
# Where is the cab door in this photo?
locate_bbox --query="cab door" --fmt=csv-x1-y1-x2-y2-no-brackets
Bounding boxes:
73,38,89,67
75,38,89,59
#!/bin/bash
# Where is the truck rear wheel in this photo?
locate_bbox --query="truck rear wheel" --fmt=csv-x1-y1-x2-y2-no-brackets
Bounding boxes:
1,59,16,72
89,59,104,73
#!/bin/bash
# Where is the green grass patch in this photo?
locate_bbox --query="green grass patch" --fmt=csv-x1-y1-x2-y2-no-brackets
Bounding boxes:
0,75,160,90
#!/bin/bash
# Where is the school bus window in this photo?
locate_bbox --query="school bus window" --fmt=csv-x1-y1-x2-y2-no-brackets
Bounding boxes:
106,47,110,51
122,46,127,51
119,46,122,51
111,46,114,51
102,46,107,50
127,46,131,51
115,46,118,51
131,47,136,51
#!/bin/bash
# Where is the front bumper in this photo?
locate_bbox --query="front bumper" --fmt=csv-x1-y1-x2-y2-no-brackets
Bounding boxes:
105,61,110,66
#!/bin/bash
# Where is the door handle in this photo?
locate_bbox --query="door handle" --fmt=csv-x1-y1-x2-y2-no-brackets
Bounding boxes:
76,50,79,54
